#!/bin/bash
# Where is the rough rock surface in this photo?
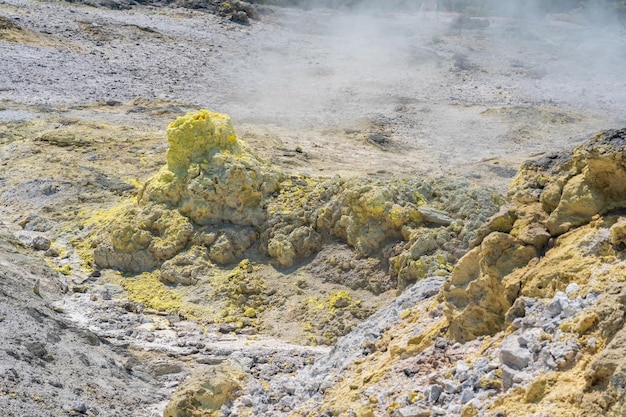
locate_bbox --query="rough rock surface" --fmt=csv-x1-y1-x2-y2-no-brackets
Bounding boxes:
443,127,626,342
94,110,498,273
2,2,626,416
0,225,167,417
213,127,626,417
163,363,246,417
93,110,282,272
264,174,498,280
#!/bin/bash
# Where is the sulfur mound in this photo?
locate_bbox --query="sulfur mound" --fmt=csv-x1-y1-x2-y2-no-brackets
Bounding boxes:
141,109,281,227
93,110,498,280
93,110,282,273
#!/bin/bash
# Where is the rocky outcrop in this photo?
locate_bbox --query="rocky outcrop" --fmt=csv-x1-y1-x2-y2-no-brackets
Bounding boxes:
584,317,626,416
442,230,538,341
225,127,626,417
425,128,626,415
443,127,626,342
263,175,498,279
89,110,498,343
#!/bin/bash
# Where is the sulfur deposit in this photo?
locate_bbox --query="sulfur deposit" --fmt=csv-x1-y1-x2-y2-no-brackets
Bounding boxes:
90,110,499,344
93,109,283,273
3,2,626,416
93,109,497,276
443,128,626,344
232,127,625,417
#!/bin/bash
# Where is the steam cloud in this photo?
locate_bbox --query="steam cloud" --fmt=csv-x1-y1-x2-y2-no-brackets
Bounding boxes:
223,0,625,133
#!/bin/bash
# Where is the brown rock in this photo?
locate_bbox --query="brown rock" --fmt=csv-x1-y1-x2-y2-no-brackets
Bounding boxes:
443,232,536,342
32,236,51,251
609,217,626,247
163,363,245,417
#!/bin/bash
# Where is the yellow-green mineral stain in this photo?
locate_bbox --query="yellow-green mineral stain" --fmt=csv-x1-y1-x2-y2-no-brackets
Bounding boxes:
120,272,181,312
165,109,239,176
327,291,352,309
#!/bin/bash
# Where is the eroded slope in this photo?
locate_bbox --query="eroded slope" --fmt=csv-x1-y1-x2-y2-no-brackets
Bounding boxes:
0,225,167,417
248,127,626,417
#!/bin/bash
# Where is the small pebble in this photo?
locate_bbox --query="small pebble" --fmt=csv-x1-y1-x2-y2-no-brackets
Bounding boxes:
71,401,87,414
32,236,51,251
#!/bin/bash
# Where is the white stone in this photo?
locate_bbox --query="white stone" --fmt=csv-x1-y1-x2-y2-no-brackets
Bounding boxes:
565,282,580,295
500,336,532,370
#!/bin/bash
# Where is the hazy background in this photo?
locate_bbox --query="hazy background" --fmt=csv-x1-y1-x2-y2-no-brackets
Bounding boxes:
1,0,623,181
249,0,626,22
223,0,626,131
250,0,626,18
209,0,626,184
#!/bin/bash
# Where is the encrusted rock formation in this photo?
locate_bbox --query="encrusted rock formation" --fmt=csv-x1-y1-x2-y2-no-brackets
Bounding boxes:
93,110,282,273
443,127,626,343
257,127,626,417
163,363,246,417
92,110,498,286
263,175,497,281
90,117,626,417
141,110,281,226
88,109,498,345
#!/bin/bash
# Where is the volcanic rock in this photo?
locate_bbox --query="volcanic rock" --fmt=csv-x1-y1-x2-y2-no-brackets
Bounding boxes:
93,110,498,275
260,127,626,417
163,363,246,417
